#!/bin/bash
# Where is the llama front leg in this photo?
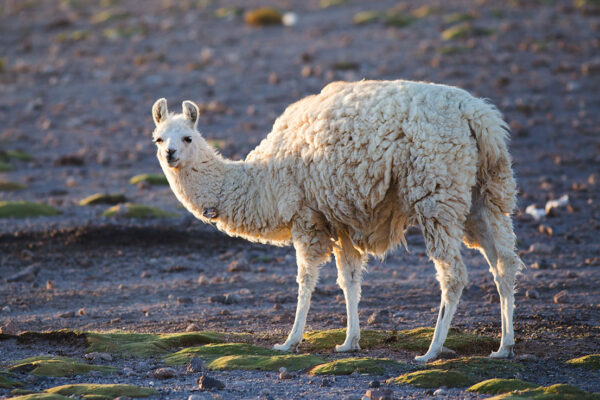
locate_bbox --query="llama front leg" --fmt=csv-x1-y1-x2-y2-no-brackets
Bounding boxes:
333,233,366,352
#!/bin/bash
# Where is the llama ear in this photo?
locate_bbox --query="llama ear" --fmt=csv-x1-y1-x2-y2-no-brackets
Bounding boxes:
152,98,168,126
182,100,199,129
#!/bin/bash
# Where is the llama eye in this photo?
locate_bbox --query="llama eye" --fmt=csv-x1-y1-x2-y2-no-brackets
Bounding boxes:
183,136,192,143
154,137,163,143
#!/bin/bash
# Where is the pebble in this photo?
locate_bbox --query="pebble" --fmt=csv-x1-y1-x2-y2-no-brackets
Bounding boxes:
433,388,446,396
526,288,540,299
320,377,333,387
78,307,87,316
122,367,135,377
0,320,18,335
227,259,250,272
177,296,193,305
554,290,569,304
114,397,132,400
58,311,75,318
84,352,112,361
188,394,211,400
278,366,292,379
364,388,393,400
140,271,152,278
6,264,40,282
367,310,390,325
529,243,554,254
198,374,226,390
368,380,381,388
187,357,205,373
530,259,550,270
1,306,11,313
186,323,200,332
153,367,177,379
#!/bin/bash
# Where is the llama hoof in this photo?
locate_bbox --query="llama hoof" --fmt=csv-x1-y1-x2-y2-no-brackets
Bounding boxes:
414,352,438,363
273,342,297,352
335,343,361,352
490,345,514,359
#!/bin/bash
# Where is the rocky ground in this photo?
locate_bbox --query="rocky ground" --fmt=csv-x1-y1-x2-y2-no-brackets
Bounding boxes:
1,0,599,399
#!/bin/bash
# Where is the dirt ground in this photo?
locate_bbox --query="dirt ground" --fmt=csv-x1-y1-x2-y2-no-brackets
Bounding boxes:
1,0,599,399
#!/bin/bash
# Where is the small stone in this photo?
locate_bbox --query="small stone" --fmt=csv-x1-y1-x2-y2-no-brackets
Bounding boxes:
198,374,225,391
227,260,250,272
526,288,539,299
122,367,135,377
6,264,40,282
58,311,75,318
140,271,152,278
554,290,569,304
2,305,11,313
197,274,208,285
177,296,193,305
188,395,210,400
208,295,226,304
186,323,200,332
530,259,550,270
320,377,333,387
78,307,86,316
0,320,18,335
224,293,241,304
368,380,381,388
85,352,112,361
110,317,121,324
566,271,577,278
153,367,176,380
187,357,205,373
46,280,56,290
433,388,446,396
364,388,393,400
367,310,390,325
529,243,554,254
516,353,536,361
279,367,292,379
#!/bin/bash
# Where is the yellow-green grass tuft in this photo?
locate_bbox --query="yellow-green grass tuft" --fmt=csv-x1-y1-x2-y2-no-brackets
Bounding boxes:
102,203,177,219
0,181,26,190
352,11,381,25
164,343,280,365
46,383,156,399
429,356,525,379
384,12,417,27
0,201,60,218
388,369,478,388
9,356,117,377
79,193,127,206
244,7,283,27
207,354,326,371
443,12,476,24
0,161,14,171
0,370,24,388
9,389,37,395
488,383,600,399
467,378,540,394
6,150,33,161
566,354,600,370
310,357,404,375
87,331,224,358
7,394,72,400
129,173,168,185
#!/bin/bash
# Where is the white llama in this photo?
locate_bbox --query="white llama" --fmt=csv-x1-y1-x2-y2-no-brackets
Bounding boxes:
151,80,523,362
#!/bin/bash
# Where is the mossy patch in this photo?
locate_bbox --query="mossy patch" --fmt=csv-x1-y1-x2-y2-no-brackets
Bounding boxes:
0,370,24,388
164,343,280,365
443,12,476,24
79,193,127,206
489,383,599,399
9,356,117,377
0,181,26,190
46,384,156,399
303,328,497,354
389,369,478,388
207,354,325,372
430,356,525,380
0,161,15,171
7,394,71,400
468,378,539,394
384,12,417,27
102,203,177,219
310,357,404,376
129,173,168,185
87,331,224,358
244,7,283,26
9,389,37,395
441,22,494,40
566,354,600,370
352,11,381,25
0,201,60,218
6,150,33,161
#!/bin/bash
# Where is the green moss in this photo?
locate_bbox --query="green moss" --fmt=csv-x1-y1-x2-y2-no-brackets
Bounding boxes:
566,354,600,370
412,5,443,18
46,384,156,398
0,370,24,388
468,379,540,394
244,7,283,26
79,193,127,206
384,12,417,28
310,357,403,375
0,201,60,218
430,356,525,379
0,161,14,171
320,0,346,8
164,343,280,365
7,394,71,400
207,354,325,372
443,12,476,24
303,328,497,354
10,389,37,395
389,369,478,388
87,331,223,358
9,356,117,377
129,173,168,185
332,61,359,70
489,383,600,399
442,22,472,40
54,30,90,42
90,9,130,24
7,150,33,161
214,7,243,18
102,203,177,219
438,45,470,55
352,11,381,25
0,181,26,190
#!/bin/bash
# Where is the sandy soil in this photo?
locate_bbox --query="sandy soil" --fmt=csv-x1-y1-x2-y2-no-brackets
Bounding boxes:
1,0,599,399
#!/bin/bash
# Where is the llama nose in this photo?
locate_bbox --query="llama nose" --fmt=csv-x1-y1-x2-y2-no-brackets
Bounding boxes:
166,148,176,160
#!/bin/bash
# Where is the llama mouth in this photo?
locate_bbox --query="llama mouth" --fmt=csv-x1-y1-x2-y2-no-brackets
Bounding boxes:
167,158,180,167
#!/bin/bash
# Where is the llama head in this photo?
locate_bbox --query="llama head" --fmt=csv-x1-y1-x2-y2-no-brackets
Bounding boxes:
151,98,210,169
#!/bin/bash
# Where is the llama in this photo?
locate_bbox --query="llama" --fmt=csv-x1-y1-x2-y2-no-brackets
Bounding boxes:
151,79,523,362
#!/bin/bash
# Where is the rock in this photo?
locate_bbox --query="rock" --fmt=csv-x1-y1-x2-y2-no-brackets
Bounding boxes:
343,395,362,400
122,367,135,377
177,296,193,305
526,288,540,299
58,311,75,318
581,57,600,76
433,388,446,396
554,290,569,304
187,357,205,373
140,271,152,278
85,352,112,361
364,388,393,400
209,295,226,304
198,374,225,391
6,264,40,282
188,395,211,400
224,293,241,304
78,307,87,316
0,320,18,335
186,323,200,332
320,377,333,387
153,367,177,379
113,397,132,400
529,243,554,254
279,366,292,379
367,310,390,325
530,259,550,269
369,380,381,388
2,305,11,313
227,260,250,272
45,280,56,290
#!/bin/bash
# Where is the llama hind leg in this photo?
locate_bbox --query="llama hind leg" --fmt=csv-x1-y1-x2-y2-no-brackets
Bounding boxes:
333,233,366,352
415,215,468,363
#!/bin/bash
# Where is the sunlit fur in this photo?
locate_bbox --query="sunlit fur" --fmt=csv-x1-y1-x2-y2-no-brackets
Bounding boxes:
152,80,524,361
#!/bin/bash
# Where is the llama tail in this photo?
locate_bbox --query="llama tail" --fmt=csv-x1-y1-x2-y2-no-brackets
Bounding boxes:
461,98,517,215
